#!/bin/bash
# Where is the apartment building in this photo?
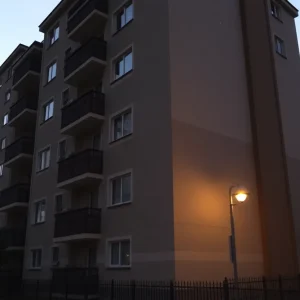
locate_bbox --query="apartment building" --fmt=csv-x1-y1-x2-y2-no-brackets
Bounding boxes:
0,0,299,283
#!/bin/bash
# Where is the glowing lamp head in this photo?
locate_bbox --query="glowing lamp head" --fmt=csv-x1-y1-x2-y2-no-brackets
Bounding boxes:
232,186,249,203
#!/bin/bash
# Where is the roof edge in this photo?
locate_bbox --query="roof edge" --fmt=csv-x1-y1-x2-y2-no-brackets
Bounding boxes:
281,0,298,18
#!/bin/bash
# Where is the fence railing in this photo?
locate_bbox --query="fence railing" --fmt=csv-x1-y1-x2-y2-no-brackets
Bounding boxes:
0,276,299,300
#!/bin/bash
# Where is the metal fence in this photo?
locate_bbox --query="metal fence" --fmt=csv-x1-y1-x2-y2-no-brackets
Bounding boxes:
0,276,299,300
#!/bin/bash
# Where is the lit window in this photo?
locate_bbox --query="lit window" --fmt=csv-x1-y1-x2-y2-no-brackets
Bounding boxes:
49,25,60,45
47,62,57,82
5,91,11,102
31,249,42,269
43,100,54,122
115,1,133,31
114,49,133,80
110,172,132,206
0,164,3,177
34,200,46,224
111,109,132,141
271,2,281,20
275,36,286,57
109,240,131,267
3,114,8,126
1,138,6,150
37,147,51,171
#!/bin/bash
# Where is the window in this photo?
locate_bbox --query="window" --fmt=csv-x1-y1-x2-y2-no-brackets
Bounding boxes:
62,89,70,107
49,25,60,45
109,240,131,267
271,2,281,20
3,114,8,126
52,247,60,266
89,191,98,208
111,109,132,141
37,147,51,171
58,140,66,161
47,62,57,82
6,68,12,81
275,36,286,57
110,172,132,206
43,100,54,122
5,91,11,102
92,134,101,150
113,49,133,80
0,165,3,177
115,1,133,31
34,200,46,224
55,195,63,213
1,138,6,150
31,249,42,269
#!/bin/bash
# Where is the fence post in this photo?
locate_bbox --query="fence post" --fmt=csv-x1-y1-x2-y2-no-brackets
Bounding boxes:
262,276,268,300
278,275,284,300
170,281,174,300
223,277,229,300
110,279,114,300
298,274,300,292
49,277,53,300
131,280,136,300
35,280,40,300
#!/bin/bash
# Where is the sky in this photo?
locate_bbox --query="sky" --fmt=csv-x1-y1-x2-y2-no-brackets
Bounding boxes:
0,0,299,65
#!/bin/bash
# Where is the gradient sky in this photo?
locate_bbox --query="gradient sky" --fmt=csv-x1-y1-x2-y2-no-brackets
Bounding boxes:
0,0,299,65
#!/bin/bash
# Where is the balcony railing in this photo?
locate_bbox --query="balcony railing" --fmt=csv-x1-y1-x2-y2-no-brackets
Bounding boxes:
13,55,42,86
0,184,30,210
67,0,108,34
61,91,105,130
64,38,106,78
0,228,25,249
52,268,99,295
9,96,38,121
57,149,103,184
4,137,34,164
54,208,101,239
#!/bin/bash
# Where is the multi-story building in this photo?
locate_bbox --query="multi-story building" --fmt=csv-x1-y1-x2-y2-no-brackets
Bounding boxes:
0,0,300,283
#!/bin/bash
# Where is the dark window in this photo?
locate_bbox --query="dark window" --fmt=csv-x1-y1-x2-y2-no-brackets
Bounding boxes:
275,36,286,57
271,2,281,20
49,25,60,45
55,195,63,213
115,1,133,31
65,48,72,60
58,140,66,161
52,247,60,266
62,89,70,106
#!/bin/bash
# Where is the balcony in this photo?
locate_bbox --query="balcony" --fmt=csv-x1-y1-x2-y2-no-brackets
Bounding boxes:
54,208,101,243
0,184,30,212
57,149,103,189
0,228,25,250
61,91,105,136
64,38,106,87
12,45,42,94
67,0,108,43
52,268,98,295
9,96,38,128
4,137,34,169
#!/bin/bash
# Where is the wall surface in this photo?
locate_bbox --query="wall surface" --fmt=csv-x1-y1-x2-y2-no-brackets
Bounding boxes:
168,0,264,280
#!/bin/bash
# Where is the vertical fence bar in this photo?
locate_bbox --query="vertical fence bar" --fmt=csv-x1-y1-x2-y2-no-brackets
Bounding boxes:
35,280,40,300
223,278,229,300
278,275,283,300
170,281,174,300
49,277,53,300
262,276,268,300
131,280,136,300
110,279,114,300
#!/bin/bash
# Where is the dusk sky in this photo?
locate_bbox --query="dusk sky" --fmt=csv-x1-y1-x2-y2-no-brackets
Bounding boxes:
0,0,299,65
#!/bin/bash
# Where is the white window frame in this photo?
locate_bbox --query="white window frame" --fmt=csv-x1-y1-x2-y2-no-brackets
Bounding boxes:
37,146,51,172
33,199,46,224
110,107,133,142
3,113,8,126
108,170,133,207
42,99,54,122
112,47,133,81
114,1,134,32
1,137,6,150
0,164,3,177
30,248,42,270
275,35,286,57
47,62,57,83
106,237,132,268
49,25,60,46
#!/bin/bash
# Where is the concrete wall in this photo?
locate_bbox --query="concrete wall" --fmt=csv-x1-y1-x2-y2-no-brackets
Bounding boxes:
168,0,263,280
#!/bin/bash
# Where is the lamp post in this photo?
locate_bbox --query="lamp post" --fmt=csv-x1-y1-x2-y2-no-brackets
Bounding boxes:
229,185,249,284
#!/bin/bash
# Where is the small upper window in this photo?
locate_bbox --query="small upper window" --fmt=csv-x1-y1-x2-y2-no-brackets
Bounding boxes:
111,109,132,142
43,100,54,122
113,49,133,80
275,36,286,57
3,114,8,126
115,1,133,31
110,172,132,206
49,25,60,46
271,2,281,20
47,62,57,83
109,239,131,267
34,199,46,224
1,138,6,150
31,249,42,269
5,91,11,102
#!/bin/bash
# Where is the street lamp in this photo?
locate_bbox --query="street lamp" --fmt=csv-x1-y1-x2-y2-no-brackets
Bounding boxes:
229,185,249,284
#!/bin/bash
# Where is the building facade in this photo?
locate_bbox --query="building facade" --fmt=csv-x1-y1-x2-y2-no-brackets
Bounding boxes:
0,0,299,282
